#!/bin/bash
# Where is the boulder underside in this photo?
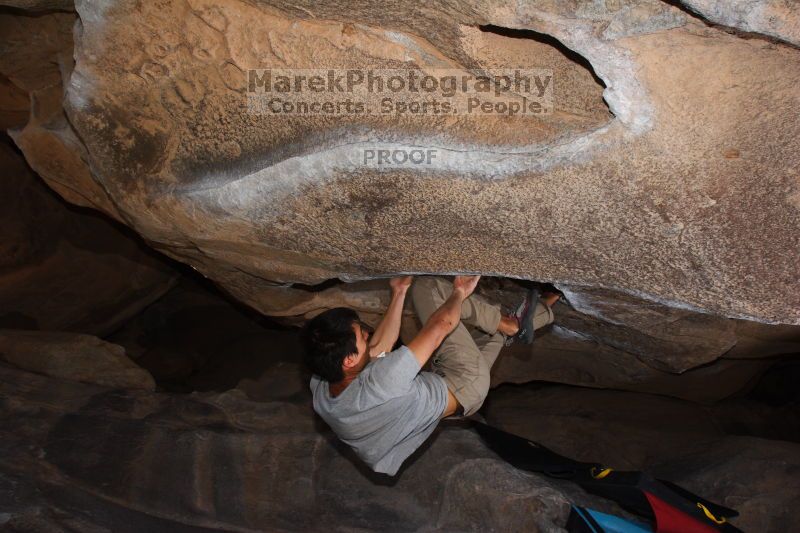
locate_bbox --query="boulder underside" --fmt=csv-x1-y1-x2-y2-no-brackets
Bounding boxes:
2,0,798,327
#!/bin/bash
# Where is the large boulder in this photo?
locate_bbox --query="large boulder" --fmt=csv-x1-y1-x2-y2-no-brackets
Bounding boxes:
1,0,795,328
1,0,798,399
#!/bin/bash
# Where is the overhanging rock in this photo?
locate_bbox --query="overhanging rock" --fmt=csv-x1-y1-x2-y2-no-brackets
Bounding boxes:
6,0,800,325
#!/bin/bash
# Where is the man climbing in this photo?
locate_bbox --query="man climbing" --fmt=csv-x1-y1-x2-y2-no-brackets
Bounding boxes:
302,275,560,476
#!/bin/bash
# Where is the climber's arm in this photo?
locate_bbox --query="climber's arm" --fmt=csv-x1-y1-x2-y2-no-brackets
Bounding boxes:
407,276,479,369
368,277,412,357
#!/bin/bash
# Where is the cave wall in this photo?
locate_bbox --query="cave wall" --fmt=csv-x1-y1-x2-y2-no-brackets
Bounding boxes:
0,138,177,335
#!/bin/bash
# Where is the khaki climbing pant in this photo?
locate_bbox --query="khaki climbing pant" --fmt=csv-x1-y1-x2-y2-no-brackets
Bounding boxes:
410,276,554,416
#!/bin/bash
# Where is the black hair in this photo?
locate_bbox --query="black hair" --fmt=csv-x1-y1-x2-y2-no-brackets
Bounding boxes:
301,307,359,382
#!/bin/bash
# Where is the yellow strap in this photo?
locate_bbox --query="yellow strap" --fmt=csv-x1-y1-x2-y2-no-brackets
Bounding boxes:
591,467,613,479
697,503,727,524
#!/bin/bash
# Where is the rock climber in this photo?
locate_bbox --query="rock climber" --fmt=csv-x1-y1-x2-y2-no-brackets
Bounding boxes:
302,275,560,476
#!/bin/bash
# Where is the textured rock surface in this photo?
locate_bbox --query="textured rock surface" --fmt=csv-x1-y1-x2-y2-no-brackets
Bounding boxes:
2,353,797,531
223,276,800,401
681,0,800,46
0,0,798,400
107,275,800,402
0,139,177,335
1,3,798,530
492,328,775,403
2,0,796,328
0,329,155,390
0,363,610,532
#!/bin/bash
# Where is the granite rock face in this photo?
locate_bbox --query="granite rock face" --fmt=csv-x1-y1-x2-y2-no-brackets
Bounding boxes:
1,0,797,329
483,384,800,533
681,0,800,46
1,4,799,529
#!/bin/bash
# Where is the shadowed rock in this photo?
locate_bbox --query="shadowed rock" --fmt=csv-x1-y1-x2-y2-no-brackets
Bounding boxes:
1,353,797,531
0,363,618,531
484,382,800,533
0,140,178,335
0,329,155,390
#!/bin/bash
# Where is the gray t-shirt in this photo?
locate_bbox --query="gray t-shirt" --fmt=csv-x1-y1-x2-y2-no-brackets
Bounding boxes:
310,345,448,476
